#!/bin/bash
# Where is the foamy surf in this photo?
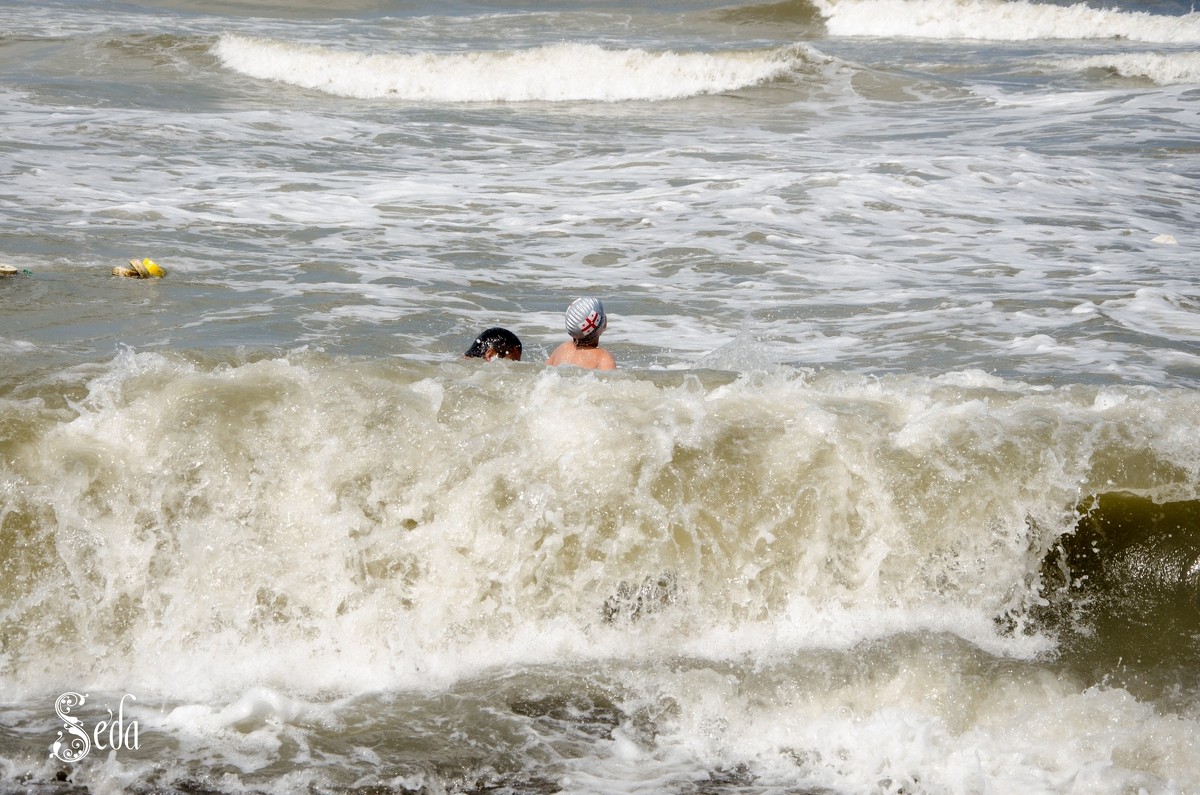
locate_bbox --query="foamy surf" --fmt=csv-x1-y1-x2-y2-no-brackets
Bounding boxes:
4,349,1198,698
212,34,810,101
813,0,1200,42
1055,51,1200,85
6,0,1200,790
3,350,1200,794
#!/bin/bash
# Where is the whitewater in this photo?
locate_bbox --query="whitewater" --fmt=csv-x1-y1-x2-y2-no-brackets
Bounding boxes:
1,0,1199,793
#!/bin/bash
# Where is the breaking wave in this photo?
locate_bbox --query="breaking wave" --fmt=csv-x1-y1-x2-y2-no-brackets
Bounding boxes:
812,0,1200,42
213,34,817,102
1056,51,1200,85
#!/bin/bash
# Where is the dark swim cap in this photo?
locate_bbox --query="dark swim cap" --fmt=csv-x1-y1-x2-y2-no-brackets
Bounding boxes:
465,327,522,360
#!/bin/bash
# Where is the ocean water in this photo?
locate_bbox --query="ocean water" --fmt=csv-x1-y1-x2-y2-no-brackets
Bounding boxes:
2,0,1199,793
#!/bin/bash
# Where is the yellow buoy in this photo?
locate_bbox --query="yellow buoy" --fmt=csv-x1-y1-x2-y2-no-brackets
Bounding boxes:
114,258,166,278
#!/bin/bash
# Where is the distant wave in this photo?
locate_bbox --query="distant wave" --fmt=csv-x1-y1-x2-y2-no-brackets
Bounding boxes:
1056,51,1200,85
712,0,825,28
212,34,814,102
813,0,1200,42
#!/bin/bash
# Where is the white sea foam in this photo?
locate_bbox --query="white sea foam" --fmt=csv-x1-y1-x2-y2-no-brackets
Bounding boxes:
1055,51,1200,85
1100,287,1200,343
5,350,1200,792
212,34,807,101
5,1,1200,792
2,69,1195,384
814,0,1200,42
5,350,1199,699
0,336,36,355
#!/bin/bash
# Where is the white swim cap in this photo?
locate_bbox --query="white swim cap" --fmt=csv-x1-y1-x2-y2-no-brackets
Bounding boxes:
565,297,607,341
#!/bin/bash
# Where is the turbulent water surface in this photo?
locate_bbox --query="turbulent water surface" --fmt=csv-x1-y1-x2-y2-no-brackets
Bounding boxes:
1,0,1199,793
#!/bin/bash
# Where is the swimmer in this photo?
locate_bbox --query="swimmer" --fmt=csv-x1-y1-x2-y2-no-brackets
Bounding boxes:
464,327,522,361
547,297,616,370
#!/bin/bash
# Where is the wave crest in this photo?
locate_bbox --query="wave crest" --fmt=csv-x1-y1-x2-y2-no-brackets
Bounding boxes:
814,0,1200,42
213,34,813,102
1057,51,1200,85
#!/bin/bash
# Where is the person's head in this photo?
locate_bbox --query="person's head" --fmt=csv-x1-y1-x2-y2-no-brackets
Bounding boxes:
464,327,522,361
565,297,607,347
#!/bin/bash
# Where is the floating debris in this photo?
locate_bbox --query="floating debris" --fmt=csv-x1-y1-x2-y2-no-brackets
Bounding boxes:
0,264,18,277
113,258,166,278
